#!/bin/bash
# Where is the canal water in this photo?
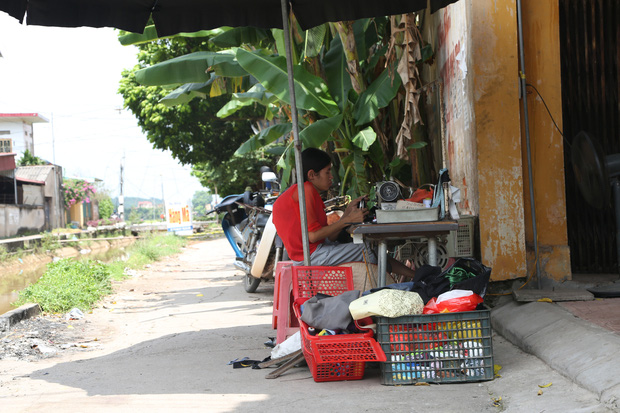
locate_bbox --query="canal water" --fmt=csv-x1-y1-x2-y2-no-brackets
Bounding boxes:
0,266,47,316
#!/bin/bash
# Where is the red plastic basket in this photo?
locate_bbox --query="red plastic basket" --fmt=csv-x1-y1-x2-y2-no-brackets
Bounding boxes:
291,266,386,382
292,266,354,300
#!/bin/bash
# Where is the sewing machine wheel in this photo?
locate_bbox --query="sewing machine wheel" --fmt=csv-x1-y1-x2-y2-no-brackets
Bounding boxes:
378,181,400,203
412,243,453,271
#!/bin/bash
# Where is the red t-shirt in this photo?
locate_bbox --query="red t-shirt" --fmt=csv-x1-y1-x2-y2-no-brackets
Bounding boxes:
272,181,327,262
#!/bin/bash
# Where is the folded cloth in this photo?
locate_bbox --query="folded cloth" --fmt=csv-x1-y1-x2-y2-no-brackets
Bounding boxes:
300,290,360,330
349,289,424,319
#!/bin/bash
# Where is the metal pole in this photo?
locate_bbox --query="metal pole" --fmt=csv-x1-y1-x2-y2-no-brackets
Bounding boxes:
280,0,311,265
517,0,542,289
51,113,60,228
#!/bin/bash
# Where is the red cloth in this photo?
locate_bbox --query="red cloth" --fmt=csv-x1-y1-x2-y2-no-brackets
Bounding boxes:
406,187,433,203
273,181,327,261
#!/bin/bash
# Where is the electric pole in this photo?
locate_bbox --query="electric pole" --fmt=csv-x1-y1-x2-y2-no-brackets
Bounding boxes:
119,156,125,220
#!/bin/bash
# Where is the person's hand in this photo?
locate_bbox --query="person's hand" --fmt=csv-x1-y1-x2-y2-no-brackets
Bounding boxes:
342,195,368,224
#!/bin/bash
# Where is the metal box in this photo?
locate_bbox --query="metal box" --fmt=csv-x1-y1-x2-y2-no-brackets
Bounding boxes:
375,206,440,223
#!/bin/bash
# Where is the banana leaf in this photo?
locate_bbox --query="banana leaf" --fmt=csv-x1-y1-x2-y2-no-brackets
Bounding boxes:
235,49,339,118
304,24,327,58
299,115,343,148
119,25,226,46
351,127,376,151
353,63,402,126
216,99,255,118
235,123,293,155
161,79,215,106
210,27,272,47
135,50,246,86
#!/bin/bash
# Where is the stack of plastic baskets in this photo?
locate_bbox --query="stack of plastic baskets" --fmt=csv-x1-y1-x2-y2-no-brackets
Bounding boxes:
292,266,386,382
375,309,494,385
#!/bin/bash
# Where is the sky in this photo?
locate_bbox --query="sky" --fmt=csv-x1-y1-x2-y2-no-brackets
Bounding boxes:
0,12,206,203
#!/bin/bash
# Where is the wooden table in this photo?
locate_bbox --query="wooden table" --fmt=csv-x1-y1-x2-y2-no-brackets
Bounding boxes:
349,220,458,287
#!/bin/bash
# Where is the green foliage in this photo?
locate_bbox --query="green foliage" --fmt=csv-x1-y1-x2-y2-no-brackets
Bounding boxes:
191,190,213,216
108,233,187,279
15,259,113,313
192,150,277,196
120,16,436,198
17,149,46,166
98,197,115,219
38,232,60,254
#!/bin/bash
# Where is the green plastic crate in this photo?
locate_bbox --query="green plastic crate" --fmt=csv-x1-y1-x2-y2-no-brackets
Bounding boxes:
376,309,494,385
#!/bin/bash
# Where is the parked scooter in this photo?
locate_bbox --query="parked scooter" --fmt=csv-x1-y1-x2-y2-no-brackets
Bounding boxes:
210,169,283,292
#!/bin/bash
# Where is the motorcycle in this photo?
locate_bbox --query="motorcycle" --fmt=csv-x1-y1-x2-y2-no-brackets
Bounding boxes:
210,169,283,292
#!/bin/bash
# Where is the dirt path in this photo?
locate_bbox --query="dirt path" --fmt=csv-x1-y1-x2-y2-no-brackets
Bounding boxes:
0,238,611,413
0,238,278,412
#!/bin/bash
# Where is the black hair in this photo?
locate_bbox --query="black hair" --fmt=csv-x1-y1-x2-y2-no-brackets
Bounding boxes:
301,148,332,182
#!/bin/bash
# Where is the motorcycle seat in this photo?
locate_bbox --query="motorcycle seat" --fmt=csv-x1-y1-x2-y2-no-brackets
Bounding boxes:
256,212,270,229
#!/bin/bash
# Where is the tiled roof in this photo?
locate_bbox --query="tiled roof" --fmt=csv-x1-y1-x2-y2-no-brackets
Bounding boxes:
15,165,55,182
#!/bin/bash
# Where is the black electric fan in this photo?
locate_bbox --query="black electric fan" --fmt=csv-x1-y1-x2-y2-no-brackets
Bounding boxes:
571,131,620,296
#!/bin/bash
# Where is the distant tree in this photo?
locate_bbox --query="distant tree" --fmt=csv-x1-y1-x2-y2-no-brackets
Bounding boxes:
91,182,114,219
191,190,213,216
98,197,114,219
192,151,277,196
18,149,46,166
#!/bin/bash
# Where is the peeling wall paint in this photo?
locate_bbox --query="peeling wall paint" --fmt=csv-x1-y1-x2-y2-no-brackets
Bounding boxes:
432,0,478,217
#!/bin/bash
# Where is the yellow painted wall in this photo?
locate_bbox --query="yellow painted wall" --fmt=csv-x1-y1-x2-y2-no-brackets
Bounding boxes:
69,202,84,228
470,0,527,280
520,1,571,282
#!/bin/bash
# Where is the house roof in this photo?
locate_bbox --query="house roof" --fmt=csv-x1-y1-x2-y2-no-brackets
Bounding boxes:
16,176,45,185
0,113,49,124
15,165,55,183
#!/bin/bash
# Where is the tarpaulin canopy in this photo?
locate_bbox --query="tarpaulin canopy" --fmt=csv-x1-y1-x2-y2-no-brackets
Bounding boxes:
2,0,458,35
1,0,460,264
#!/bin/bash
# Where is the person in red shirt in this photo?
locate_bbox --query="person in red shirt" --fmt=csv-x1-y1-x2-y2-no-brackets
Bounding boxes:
273,148,415,279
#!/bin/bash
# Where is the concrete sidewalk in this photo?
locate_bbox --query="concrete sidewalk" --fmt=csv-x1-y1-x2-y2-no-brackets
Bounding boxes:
492,299,620,408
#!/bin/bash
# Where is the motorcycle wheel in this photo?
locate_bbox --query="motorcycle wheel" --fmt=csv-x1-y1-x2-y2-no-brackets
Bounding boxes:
244,273,261,293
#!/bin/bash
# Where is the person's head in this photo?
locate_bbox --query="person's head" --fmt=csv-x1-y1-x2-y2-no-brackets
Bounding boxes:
302,147,333,191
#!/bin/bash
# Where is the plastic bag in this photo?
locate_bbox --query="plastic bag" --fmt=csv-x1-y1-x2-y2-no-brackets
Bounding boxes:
443,258,492,297
349,289,424,319
422,290,483,314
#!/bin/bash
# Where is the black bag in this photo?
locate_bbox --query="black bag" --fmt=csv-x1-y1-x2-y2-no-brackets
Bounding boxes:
442,258,492,297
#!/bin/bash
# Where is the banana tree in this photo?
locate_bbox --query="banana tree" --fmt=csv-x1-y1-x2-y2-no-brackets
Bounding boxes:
129,16,431,198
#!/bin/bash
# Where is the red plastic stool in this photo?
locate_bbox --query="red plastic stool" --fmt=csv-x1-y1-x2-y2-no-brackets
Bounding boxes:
273,261,299,344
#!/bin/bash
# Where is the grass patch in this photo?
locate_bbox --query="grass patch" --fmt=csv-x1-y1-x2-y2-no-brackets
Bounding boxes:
15,233,187,312
14,259,113,313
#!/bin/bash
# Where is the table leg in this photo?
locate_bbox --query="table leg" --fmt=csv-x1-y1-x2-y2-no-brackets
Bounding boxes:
428,236,437,267
378,240,388,287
